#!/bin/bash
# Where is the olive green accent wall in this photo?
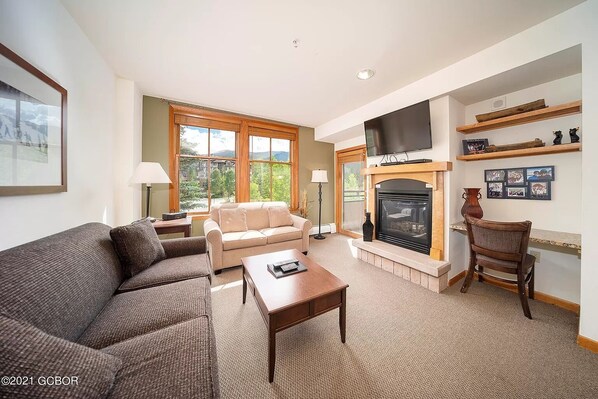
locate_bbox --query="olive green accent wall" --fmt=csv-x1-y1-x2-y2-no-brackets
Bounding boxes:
141,96,335,236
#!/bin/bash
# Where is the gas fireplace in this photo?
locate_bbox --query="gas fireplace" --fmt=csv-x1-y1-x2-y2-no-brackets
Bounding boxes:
376,179,432,254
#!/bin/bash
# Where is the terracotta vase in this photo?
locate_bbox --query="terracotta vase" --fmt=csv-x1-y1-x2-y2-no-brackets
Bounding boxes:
362,212,374,242
461,188,483,220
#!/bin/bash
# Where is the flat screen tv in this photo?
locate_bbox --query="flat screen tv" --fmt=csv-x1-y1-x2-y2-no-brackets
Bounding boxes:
364,100,432,157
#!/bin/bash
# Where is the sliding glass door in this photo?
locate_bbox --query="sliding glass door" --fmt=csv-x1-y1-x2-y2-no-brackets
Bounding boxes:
335,146,366,237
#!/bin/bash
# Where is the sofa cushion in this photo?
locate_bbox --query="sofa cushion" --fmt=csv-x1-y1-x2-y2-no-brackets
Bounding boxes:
0,314,122,399
0,223,123,341
101,317,219,399
117,254,212,292
219,208,248,233
222,230,267,250
268,206,294,227
78,278,211,349
260,226,303,244
110,218,166,277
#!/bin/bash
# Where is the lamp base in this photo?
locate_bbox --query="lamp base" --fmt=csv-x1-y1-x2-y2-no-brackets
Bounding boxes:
313,234,326,240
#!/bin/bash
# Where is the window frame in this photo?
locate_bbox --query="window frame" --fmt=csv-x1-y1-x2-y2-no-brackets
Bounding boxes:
249,135,292,203
169,104,299,216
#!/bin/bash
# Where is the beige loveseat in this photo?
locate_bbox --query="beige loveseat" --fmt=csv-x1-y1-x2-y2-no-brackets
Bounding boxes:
204,202,312,273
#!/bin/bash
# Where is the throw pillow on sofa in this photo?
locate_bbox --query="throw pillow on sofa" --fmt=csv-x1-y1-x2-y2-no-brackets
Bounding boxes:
219,208,248,233
0,314,122,399
110,218,166,277
268,206,294,228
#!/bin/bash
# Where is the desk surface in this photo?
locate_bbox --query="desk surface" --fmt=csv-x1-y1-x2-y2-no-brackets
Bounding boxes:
450,221,581,251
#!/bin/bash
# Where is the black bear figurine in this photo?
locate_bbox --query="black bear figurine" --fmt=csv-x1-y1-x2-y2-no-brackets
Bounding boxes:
569,127,580,143
553,130,562,145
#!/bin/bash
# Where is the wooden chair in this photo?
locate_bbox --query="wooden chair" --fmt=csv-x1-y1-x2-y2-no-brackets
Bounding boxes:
460,215,536,319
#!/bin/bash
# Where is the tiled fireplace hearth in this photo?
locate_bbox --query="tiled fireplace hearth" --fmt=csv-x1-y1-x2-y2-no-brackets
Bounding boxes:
352,162,452,293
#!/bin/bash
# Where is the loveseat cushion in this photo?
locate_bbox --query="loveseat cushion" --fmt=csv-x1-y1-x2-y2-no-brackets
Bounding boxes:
268,206,294,227
0,314,122,399
117,254,212,292
219,208,248,233
259,226,303,244
0,223,123,341
222,230,267,250
110,218,166,277
78,278,211,349
101,316,219,399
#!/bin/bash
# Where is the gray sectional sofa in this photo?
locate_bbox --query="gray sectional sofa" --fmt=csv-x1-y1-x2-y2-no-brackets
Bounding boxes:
0,222,219,398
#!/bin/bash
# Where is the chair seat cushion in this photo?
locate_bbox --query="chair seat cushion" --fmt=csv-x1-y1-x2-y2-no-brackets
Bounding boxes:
78,278,211,349
259,226,302,244
477,253,535,273
101,317,219,399
117,254,211,292
1,314,122,399
222,230,267,250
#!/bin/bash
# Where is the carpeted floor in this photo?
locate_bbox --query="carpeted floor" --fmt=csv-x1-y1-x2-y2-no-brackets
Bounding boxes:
211,234,598,398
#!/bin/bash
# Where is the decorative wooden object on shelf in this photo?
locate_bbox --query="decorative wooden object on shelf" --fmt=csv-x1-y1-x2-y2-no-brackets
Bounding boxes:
457,143,580,161
475,99,546,122
485,138,544,153
457,100,581,134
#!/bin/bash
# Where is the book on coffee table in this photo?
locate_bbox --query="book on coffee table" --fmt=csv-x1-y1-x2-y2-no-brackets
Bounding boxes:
267,261,307,278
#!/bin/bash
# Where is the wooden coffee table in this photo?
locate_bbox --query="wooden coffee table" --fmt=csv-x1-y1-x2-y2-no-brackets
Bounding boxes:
242,249,348,383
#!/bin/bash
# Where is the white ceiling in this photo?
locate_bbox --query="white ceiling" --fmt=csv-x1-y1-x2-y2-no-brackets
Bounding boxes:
61,0,584,128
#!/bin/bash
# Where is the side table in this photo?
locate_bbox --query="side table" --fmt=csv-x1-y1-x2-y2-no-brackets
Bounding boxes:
152,217,192,237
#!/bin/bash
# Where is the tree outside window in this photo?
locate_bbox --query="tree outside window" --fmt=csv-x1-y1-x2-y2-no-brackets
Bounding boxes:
249,136,291,204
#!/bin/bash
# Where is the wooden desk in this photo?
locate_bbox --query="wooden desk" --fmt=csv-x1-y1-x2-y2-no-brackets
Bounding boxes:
153,217,192,237
450,221,581,252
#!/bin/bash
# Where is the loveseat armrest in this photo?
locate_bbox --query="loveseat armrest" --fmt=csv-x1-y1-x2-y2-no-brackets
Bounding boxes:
161,236,207,258
291,214,312,252
204,218,223,270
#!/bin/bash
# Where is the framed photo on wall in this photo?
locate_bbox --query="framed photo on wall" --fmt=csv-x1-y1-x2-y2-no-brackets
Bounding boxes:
529,181,551,200
0,43,67,196
487,182,504,198
526,166,554,181
506,168,525,186
484,169,505,182
506,186,527,199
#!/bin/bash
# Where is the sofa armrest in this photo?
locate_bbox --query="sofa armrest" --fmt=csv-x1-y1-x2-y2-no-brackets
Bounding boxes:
291,215,312,252
161,237,207,258
204,218,223,270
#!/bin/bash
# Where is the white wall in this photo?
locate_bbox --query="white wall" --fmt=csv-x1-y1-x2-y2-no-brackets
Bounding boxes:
0,0,117,250
326,0,598,344
113,79,142,225
461,75,582,303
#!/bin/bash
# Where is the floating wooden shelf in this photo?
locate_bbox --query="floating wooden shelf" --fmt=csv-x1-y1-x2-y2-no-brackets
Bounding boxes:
456,100,581,134
456,143,581,161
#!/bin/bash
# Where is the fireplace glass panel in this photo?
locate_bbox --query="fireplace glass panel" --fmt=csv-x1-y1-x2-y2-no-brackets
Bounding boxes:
380,199,429,242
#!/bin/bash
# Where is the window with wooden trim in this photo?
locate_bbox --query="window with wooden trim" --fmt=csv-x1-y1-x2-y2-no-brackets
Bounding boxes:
169,105,299,214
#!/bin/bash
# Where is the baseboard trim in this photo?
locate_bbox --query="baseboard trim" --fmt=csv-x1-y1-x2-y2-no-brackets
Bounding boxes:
449,270,466,287
577,335,598,354
448,270,580,314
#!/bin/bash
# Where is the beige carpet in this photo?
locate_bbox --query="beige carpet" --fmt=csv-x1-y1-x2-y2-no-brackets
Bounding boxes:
211,234,598,398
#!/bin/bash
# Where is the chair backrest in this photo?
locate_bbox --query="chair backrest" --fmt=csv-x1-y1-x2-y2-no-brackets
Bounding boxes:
464,215,532,272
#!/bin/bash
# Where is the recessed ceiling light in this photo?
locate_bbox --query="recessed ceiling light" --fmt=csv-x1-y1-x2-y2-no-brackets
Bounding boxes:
357,69,375,80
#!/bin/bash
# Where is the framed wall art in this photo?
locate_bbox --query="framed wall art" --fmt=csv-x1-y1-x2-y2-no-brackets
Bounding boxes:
484,165,555,201
0,42,67,195
529,181,551,200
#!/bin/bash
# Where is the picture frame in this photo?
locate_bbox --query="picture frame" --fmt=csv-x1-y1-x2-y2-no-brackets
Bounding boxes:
526,165,554,182
0,43,67,196
487,182,504,199
484,169,505,182
529,181,551,200
462,139,489,155
506,168,525,186
506,186,527,199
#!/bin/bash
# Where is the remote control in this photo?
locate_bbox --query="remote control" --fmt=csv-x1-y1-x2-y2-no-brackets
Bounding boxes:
272,259,299,268
281,263,299,273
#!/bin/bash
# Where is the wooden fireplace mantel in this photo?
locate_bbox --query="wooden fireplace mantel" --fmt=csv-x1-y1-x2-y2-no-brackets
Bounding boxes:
361,162,453,261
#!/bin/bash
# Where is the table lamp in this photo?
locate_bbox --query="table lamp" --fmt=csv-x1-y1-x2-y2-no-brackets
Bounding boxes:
311,169,328,240
130,162,171,221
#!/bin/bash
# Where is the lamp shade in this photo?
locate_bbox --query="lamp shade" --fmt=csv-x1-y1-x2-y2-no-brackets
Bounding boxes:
311,169,328,183
130,162,171,184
